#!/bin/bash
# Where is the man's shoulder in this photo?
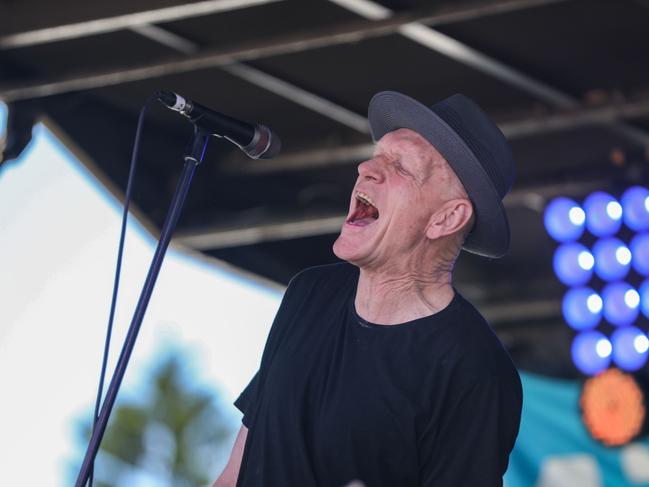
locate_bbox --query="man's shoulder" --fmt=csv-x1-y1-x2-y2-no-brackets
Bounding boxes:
445,293,521,392
289,261,358,290
273,262,357,319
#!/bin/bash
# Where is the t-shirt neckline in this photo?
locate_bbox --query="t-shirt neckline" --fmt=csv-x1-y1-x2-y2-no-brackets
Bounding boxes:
349,288,461,330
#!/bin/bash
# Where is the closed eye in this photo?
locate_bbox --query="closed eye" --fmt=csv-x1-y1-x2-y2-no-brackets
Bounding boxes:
395,161,411,177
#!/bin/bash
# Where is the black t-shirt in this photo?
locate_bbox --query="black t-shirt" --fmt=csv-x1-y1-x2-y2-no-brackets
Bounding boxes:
235,263,522,487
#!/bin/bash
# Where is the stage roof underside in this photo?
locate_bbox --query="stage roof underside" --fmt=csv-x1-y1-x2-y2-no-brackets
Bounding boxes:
3,0,649,377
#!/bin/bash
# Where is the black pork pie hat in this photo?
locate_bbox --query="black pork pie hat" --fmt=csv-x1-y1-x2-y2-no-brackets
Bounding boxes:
368,91,516,259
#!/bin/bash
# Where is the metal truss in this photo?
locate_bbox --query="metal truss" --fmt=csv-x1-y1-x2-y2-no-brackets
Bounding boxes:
0,0,570,101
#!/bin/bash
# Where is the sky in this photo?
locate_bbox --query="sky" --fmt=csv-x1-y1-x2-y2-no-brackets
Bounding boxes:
0,103,283,485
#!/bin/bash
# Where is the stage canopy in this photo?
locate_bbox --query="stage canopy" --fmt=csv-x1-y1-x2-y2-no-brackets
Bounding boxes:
2,0,649,377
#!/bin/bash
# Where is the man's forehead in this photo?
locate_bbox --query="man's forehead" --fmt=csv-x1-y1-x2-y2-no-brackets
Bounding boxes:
375,128,442,162
374,128,468,197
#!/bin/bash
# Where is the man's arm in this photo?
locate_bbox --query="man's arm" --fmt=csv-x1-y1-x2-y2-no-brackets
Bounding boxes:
212,425,248,487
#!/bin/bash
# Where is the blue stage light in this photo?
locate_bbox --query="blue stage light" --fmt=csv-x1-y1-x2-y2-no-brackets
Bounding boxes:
622,186,649,232
640,279,649,319
611,326,649,371
553,243,594,286
584,191,623,237
602,282,640,326
631,233,649,277
544,197,585,242
562,287,602,330
572,330,612,375
593,237,631,281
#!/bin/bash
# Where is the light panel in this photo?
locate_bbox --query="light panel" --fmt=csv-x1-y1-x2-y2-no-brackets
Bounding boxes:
545,186,649,377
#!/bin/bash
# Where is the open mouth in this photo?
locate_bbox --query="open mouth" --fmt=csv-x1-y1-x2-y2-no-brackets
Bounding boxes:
346,191,380,226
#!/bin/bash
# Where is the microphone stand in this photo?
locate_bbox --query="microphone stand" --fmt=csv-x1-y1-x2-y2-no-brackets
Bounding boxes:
75,127,211,487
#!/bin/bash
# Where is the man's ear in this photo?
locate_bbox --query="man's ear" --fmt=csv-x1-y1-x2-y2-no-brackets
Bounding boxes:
425,199,474,241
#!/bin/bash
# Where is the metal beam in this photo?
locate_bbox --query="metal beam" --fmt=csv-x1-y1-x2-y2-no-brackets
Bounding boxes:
175,214,345,249
0,0,571,102
131,24,370,133
129,24,199,55
0,0,283,50
480,298,560,323
399,24,578,108
330,0,649,146
501,97,649,138
226,96,649,175
128,1,649,158
607,122,649,147
222,64,370,133
223,143,375,174
330,0,577,108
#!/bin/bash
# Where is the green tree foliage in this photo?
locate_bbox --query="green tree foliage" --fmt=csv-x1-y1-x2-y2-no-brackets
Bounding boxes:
75,351,234,487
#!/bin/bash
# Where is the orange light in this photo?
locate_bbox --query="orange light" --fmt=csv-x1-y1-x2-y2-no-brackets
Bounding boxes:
581,368,645,446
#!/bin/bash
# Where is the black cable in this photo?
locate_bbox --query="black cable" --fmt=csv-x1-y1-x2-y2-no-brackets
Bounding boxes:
87,93,159,487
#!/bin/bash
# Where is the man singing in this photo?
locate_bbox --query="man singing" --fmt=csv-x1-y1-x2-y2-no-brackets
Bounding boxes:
213,91,522,487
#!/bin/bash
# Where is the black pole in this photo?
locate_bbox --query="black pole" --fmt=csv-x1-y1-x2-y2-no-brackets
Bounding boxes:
75,129,211,487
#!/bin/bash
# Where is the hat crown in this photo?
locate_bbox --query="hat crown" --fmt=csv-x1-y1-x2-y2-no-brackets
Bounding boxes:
367,90,516,258
430,94,514,200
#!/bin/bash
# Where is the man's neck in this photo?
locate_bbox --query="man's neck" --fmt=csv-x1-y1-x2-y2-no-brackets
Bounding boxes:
354,266,455,326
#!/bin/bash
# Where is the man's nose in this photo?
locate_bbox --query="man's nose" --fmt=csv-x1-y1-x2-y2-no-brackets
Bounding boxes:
357,158,384,183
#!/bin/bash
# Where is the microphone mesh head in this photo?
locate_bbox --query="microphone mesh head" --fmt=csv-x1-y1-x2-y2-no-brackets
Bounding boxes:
245,125,281,159
259,133,281,159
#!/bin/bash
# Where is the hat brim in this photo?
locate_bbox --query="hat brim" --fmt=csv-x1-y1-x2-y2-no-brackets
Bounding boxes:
368,91,510,258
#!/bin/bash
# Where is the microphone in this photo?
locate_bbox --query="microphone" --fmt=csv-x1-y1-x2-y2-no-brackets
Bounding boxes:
156,90,281,159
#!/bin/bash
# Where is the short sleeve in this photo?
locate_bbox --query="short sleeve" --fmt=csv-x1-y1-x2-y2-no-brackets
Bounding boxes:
234,371,259,428
419,377,522,487
231,270,308,428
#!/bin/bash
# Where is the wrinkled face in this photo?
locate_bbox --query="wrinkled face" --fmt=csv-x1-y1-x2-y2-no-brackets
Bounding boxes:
333,128,465,270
